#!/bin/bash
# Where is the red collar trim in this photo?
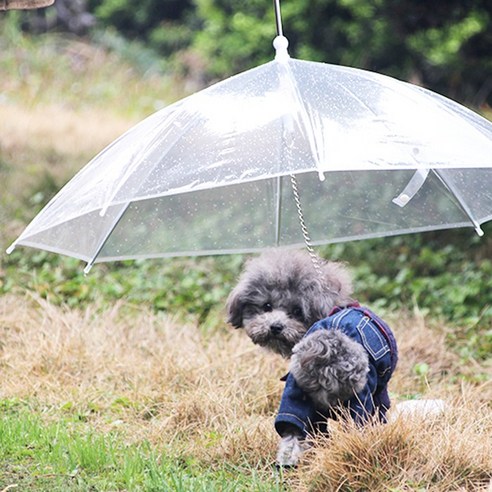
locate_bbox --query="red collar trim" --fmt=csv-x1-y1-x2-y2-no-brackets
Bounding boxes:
328,301,360,317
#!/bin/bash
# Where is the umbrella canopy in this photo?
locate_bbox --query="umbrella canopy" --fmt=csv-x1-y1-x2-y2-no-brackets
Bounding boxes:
7,35,492,272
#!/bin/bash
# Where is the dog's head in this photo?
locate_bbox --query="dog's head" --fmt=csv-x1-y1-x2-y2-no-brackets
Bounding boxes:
226,250,353,358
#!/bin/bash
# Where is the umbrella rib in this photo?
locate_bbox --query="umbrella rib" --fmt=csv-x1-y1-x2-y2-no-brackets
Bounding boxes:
333,80,428,169
432,169,484,236
83,201,131,274
334,81,382,119
409,84,492,142
101,112,200,216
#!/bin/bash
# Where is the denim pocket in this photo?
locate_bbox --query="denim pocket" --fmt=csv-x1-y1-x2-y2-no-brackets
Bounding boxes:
355,316,390,361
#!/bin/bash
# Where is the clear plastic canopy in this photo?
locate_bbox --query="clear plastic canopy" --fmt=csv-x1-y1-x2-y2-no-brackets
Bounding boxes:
8,36,492,270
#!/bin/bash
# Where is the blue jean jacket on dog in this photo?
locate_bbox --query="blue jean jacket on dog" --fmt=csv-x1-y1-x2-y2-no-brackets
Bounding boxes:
275,304,398,438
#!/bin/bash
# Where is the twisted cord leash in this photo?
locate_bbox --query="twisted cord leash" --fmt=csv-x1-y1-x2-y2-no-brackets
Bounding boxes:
289,174,321,273
289,174,341,297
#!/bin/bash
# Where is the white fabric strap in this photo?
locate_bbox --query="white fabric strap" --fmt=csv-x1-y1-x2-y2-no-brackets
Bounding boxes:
392,169,430,207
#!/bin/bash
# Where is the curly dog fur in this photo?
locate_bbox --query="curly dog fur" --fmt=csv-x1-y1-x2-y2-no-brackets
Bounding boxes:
290,329,369,409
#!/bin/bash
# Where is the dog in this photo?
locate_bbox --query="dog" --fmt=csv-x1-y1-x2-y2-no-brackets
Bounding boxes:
226,249,398,467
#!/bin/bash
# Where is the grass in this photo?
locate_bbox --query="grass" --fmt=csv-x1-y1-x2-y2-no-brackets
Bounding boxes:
0,294,284,490
0,407,282,491
0,23,173,185
296,402,492,491
0,293,491,491
0,18,181,117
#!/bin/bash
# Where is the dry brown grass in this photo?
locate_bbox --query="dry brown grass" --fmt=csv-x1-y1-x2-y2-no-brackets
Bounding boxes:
295,401,492,491
0,100,140,248
0,103,136,162
386,311,490,401
0,293,283,466
0,293,491,490
0,101,138,230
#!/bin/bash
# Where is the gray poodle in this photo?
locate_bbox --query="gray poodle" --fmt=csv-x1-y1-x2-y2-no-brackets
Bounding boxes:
226,249,398,467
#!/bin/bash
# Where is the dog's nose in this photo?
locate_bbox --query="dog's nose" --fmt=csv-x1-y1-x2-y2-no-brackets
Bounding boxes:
270,322,284,335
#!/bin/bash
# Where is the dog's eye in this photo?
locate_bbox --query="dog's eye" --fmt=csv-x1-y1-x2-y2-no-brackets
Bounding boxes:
263,303,273,312
291,306,304,320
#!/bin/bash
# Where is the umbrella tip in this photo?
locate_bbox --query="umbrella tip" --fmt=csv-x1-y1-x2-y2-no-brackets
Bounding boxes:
273,35,290,61
6,243,15,254
475,225,484,237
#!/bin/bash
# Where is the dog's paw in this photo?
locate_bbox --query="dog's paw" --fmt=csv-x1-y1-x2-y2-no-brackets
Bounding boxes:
275,435,310,468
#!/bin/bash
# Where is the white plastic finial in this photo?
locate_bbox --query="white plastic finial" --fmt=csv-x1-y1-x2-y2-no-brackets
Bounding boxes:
273,35,290,61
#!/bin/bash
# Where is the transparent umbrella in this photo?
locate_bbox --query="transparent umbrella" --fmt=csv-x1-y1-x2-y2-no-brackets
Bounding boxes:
7,4,492,273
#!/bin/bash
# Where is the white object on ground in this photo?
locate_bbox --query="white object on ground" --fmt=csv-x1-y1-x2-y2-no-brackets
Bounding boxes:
391,399,448,419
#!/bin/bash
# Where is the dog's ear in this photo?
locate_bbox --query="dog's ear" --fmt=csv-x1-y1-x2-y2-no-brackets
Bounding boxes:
304,259,354,324
320,260,354,305
225,287,244,328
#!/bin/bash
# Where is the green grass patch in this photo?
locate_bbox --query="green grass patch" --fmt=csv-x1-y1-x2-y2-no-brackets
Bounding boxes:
0,399,284,491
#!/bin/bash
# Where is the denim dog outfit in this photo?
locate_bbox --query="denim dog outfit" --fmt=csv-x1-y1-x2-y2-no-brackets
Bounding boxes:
275,303,398,437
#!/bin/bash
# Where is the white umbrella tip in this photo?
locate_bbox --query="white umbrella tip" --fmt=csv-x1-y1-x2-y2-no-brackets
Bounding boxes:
273,35,290,61
6,243,15,254
475,225,484,237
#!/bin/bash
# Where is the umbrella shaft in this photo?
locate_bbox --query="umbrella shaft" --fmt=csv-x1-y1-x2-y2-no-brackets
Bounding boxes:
273,0,283,36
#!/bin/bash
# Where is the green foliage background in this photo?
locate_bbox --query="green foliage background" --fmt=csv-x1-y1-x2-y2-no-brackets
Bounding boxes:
81,0,492,106
11,0,492,105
